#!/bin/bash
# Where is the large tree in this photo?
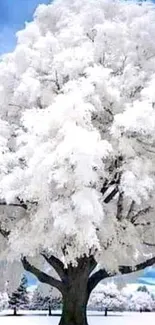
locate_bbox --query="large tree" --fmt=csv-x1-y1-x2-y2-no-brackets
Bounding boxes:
1,0,155,324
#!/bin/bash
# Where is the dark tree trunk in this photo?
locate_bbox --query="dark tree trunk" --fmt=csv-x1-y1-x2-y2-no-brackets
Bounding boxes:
59,292,88,325
13,307,17,316
59,258,92,325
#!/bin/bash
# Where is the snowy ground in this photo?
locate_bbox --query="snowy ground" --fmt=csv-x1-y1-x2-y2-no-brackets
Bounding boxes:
0,311,155,324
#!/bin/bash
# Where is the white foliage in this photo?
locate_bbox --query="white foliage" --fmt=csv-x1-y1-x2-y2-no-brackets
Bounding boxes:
0,292,8,311
89,283,155,312
0,0,155,283
88,283,127,311
128,290,154,311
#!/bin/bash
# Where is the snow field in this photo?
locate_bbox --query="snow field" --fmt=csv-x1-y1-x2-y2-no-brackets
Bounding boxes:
0,312,155,325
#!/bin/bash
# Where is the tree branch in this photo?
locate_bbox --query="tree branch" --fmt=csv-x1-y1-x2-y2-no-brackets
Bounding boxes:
101,172,120,196
130,206,152,225
134,221,151,227
126,200,135,219
116,192,124,221
0,201,27,210
104,186,119,203
100,179,109,195
21,256,64,293
102,170,122,204
87,269,110,295
41,253,66,281
143,242,155,247
88,255,97,275
119,255,155,275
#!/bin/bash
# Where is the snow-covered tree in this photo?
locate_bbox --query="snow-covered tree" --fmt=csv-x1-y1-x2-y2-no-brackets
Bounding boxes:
30,288,47,310
9,275,29,310
89,283,155,312
128,290,154,311
50,296,62,310
30,287,62,310
0,292,8,311
88,283,126,311
1,0,155,324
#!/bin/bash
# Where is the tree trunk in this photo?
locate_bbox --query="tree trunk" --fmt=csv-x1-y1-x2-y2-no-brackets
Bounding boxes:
13,307,17,316
59,275,89,325
58,255,94,325
59,295,88,325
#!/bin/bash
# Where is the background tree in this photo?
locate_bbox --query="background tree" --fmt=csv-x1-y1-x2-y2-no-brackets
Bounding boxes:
0,292,8,311
88,283,127,311
9,275,29,310
128,289,154,312
30,286,62,310
137,285,149,293
88,282,155,312
50,296,62,310
30,287,48,310
0,0,155,324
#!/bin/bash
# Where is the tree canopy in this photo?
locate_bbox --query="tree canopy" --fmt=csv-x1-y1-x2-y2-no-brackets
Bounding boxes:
0,0,155,289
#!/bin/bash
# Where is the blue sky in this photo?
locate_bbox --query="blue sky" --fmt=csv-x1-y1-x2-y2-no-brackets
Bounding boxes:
0,0,50,54
0,0,154,55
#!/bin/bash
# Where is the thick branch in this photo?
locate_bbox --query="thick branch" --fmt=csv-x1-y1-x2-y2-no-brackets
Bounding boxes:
0,197,38,211
134,221,151,227
21,256,64,293
41,253,66,281
104,186,119,203
101,158,123,205
101,172,120,196
126,200,135,219
116,192,124,221
143,242,155,247
100,179,109,195
119,255,155,275
0,201,27,210
88,255,97,275
130,206,152,225
87,269,109,295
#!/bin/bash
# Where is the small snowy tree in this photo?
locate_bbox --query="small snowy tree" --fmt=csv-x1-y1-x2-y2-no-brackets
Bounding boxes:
128,290,154,311
9,275,29,310
30,287,62,310
1,0,155,324
88,283,126,311
30,288,46,310
0,292,8,311
50,296,62,310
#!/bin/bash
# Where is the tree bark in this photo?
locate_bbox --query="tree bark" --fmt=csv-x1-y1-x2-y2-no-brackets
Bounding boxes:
58,256,96,325
60,286,88,325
